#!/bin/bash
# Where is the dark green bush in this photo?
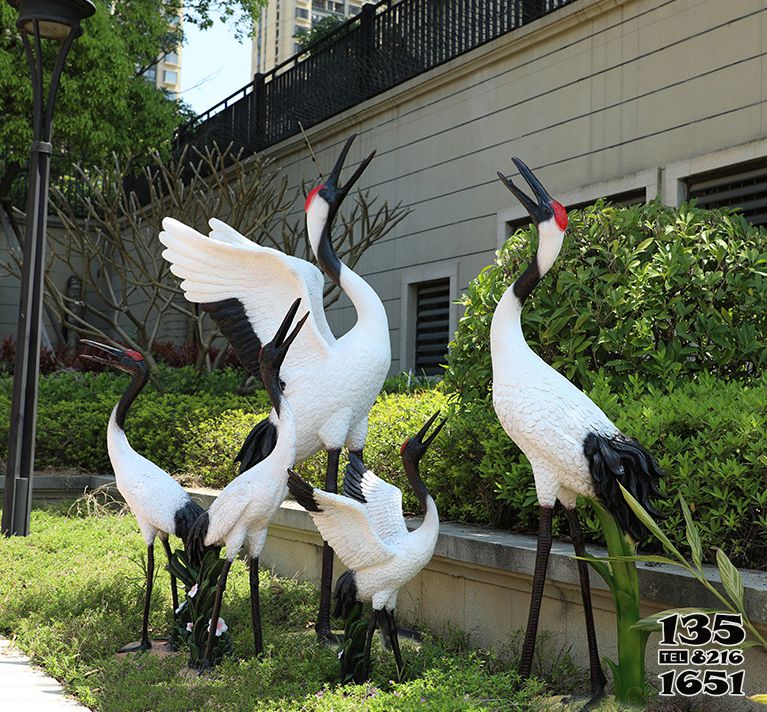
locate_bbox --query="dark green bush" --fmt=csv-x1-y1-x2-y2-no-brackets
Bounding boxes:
3,367,767,568
444,200,767,398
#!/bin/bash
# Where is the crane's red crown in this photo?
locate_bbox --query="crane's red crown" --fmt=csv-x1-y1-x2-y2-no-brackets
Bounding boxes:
125,349,144,361
552,200,568,231
400,438,409,456
305,184,324,212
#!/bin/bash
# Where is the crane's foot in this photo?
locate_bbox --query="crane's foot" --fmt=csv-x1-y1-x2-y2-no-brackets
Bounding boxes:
196,658,213,676
315,626,343,645
117,639,151,654
578,686,607,712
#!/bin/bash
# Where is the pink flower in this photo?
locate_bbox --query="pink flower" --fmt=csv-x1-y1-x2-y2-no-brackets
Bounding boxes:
207,617,228,636
186,622,193,632
188,584,198,598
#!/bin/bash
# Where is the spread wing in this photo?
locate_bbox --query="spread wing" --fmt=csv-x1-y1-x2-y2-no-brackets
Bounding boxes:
343,456,408,543
160,217,335,382
288,470,396,571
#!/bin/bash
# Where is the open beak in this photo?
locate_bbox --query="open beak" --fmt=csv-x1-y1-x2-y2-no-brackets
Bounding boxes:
497,157,553,224
80,339,123,368
325,134,376,204
412,411,447,450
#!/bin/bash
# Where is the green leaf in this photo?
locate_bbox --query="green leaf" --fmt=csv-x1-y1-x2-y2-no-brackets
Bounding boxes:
679,494,703,570
715,549,745,613
619,485,686,562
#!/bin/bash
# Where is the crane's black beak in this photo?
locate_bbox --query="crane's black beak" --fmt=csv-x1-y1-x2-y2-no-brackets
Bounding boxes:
497,157,554,225
259,298,309,397
323,134,376,206
80,339,124,368
402,411,446,465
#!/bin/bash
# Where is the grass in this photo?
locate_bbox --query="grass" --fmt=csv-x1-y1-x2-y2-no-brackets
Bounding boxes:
0,506,555,711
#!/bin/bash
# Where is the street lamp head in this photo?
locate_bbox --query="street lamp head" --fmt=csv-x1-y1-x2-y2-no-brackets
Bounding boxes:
8,0,95,41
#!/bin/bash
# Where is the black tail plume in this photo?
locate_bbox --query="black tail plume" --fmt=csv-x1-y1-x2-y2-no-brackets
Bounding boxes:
175,498,204,553
333,570,359,619
584,432,665,541
185,510,221,568
235,417,278,473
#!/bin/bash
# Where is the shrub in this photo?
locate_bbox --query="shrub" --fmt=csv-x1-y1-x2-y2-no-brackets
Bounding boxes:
444,200,767,399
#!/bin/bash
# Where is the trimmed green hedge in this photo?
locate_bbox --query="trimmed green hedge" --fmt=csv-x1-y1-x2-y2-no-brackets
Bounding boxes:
2,370,766,568
444,201,767,400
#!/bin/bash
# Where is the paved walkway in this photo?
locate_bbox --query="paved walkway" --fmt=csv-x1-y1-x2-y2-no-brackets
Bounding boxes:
0,639,89,710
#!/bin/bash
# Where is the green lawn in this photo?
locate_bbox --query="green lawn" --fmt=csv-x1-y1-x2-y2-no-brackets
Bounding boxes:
0,506,557,711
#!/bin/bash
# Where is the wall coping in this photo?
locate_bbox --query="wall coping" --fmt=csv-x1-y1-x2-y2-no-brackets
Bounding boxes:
185,488,767,626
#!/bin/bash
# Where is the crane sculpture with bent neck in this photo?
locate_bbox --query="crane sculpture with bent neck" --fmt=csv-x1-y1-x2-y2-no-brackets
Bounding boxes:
490,158,664,710
160,134,391,640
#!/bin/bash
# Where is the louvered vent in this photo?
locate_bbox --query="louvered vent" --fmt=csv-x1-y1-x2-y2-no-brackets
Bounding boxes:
414,279,450,376
687,160,767,226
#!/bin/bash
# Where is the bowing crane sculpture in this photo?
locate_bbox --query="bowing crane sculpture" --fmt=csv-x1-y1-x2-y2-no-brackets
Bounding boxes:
160,134,391,640
490,158,663,707
187,299,308,670
81,341,204,652
287,412,445,681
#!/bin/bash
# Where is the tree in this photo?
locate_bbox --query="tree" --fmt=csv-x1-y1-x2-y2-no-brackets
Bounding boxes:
293,15,346,54
1,143,410,380
0,0,264,211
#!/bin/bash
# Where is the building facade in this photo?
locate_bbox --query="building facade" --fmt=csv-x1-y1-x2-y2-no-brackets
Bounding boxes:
3,0,767,377
251,0,376,75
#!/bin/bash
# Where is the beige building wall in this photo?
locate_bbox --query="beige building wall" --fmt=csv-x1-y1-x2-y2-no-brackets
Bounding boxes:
252,0,376,75
252,0,767,375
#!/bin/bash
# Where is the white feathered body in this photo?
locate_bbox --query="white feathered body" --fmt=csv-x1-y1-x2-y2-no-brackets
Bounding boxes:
203,407,297,559
491,286,619,510
300,463,439,611
353,501,439,611
107,408,190,545
159,217,390,461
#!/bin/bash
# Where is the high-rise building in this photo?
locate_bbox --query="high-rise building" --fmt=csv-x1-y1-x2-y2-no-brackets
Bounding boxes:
252,0,376,76
144,15,182,98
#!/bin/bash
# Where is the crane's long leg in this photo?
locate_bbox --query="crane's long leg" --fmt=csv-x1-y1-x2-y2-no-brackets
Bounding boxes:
316,448,341,642
520,506,553,677
361,609,381,681
382,609,405,681
564,508,607,706
119,542,154,653
249,556,263,657
199,558,233,672
160,537,179,618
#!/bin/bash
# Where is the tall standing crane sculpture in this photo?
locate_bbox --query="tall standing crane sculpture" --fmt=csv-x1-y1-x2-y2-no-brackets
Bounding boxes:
287,412,445,681
187,299,308,669
160,135,391,640
81,341,205,652
490,158,664,708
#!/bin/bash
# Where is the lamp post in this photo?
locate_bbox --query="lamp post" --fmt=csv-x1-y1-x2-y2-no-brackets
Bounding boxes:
2,0,95,536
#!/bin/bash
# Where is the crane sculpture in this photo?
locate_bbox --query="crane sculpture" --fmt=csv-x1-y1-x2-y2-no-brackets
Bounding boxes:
288,412,444,681
187,299,308,670
160,135,391,640
490,158,664,708
81,340,204,653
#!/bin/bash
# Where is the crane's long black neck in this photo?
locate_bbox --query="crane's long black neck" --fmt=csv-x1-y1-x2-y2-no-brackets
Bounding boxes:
512,254,541,304
115,370,149,430
403,459,429,513
317,219,342,288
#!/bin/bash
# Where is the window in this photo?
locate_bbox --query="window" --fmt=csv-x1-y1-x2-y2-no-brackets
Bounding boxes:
296,7,309,18
145,66,157,82
164,50,179,65
686,159,767,226
163,69,178,84
505,188,646,236
413,279,451,376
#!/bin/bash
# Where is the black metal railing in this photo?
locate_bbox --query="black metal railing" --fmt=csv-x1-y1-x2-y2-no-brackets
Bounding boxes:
174,0,576,159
